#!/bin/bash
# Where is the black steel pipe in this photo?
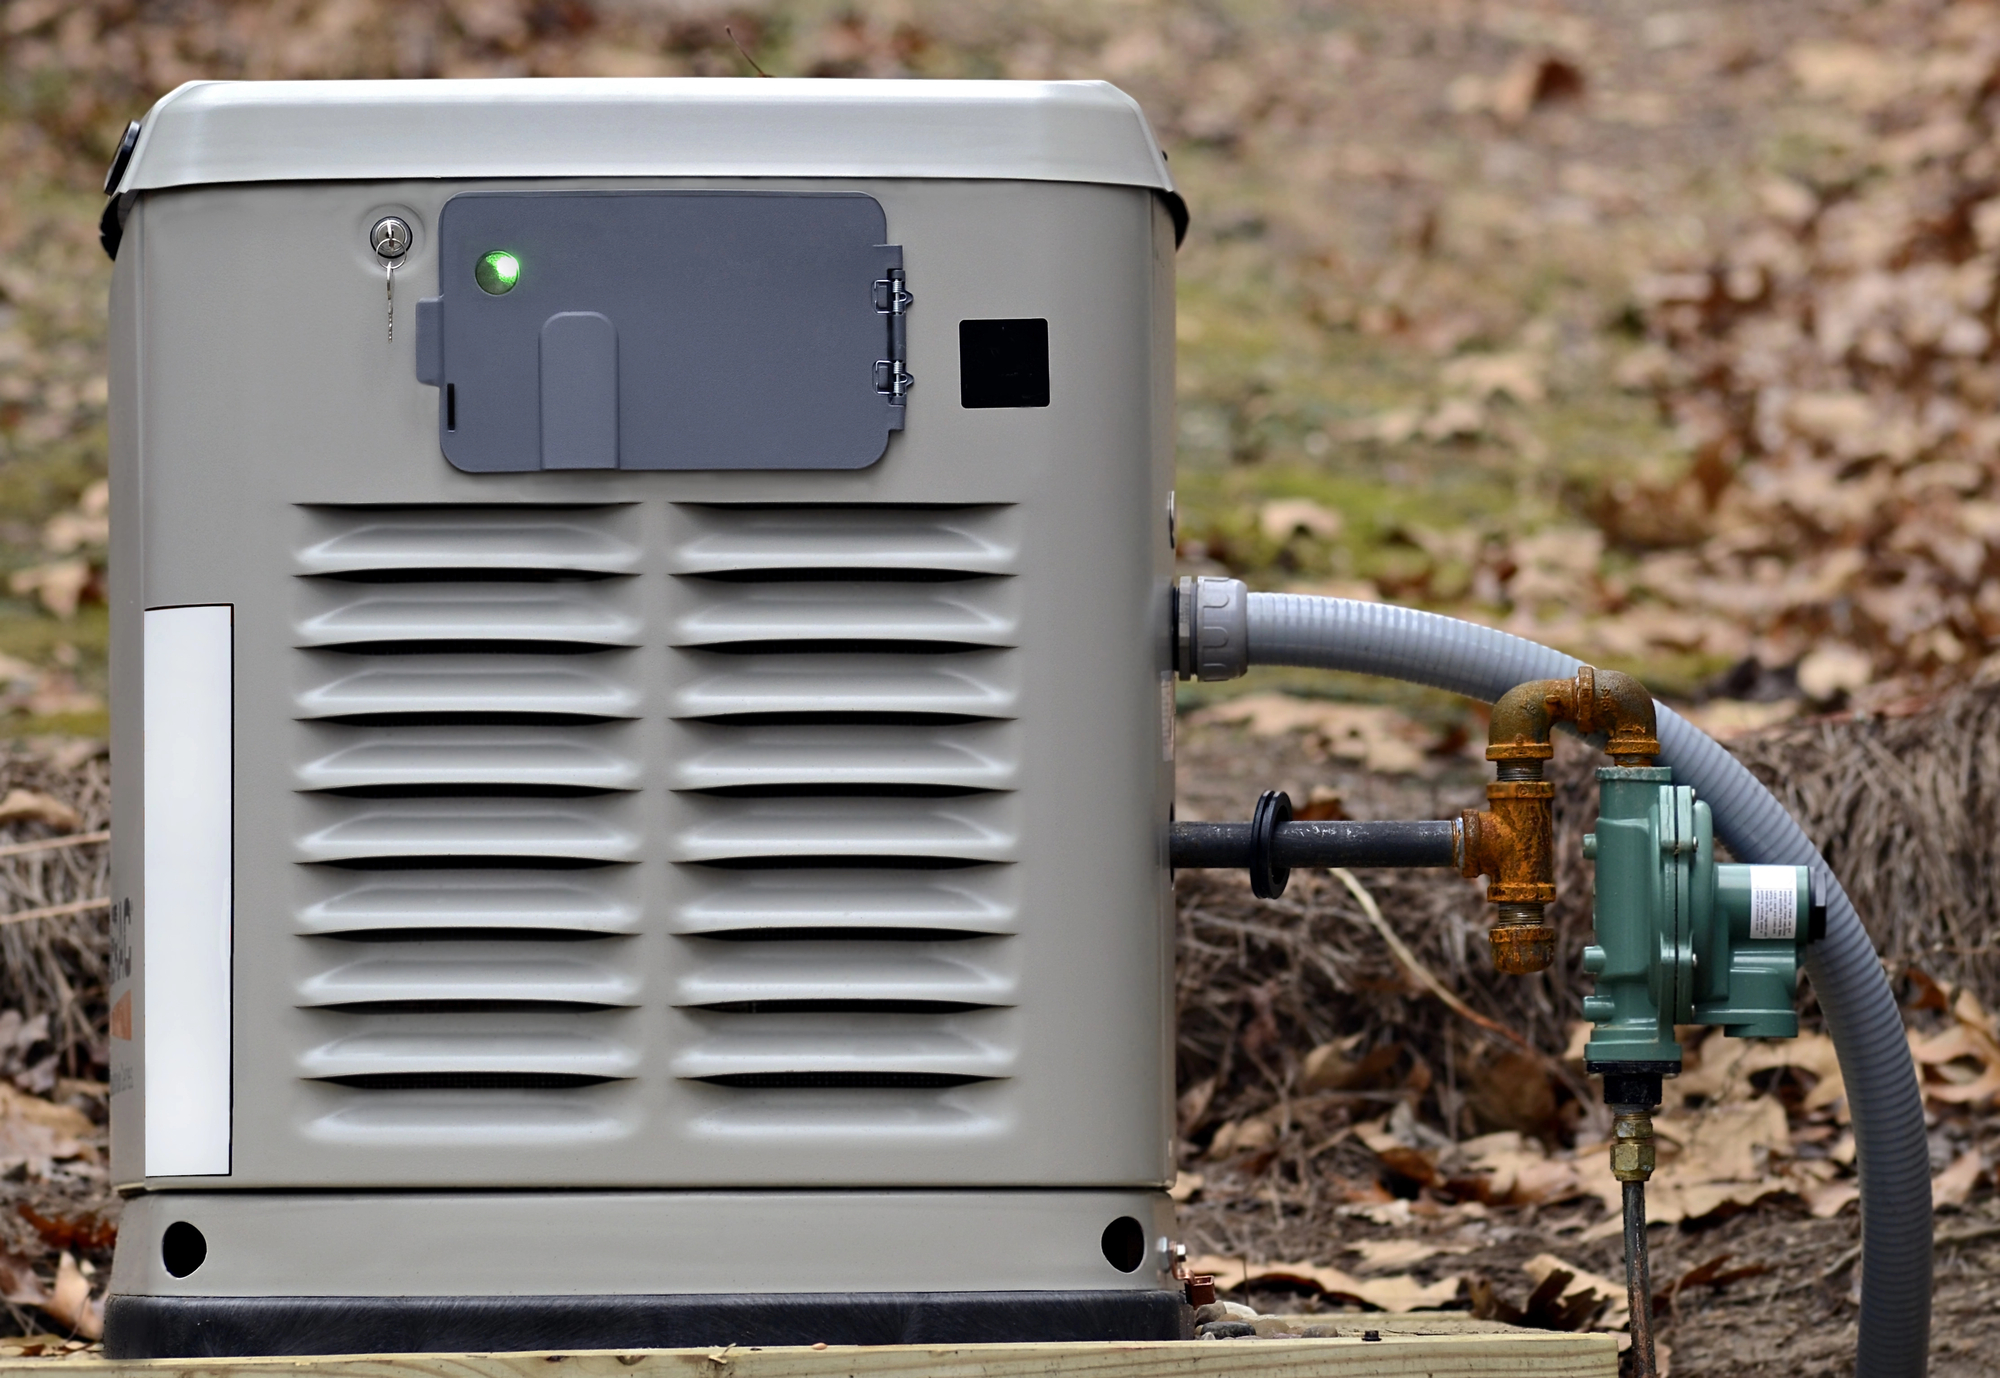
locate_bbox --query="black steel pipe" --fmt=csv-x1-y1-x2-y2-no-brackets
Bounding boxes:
1171,818,1459,870
1623,1181,1657,1378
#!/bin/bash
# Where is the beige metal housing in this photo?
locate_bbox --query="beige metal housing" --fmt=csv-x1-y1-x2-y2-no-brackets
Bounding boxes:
106,80,1179,1301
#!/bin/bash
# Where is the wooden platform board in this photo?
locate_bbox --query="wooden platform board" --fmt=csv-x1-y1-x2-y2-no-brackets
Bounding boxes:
0,1330,1618,1378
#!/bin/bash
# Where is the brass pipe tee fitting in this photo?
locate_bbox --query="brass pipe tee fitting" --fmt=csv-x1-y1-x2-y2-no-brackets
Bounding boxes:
1460,665,1659,975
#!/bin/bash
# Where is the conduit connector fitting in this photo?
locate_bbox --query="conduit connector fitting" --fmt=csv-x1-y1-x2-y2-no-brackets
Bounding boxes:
1610,1109,1657,1183
1464,664,1660,975
1176,576,1249,681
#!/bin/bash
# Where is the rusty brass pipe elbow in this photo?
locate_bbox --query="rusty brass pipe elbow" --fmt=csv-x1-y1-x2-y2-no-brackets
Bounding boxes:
1461,665,1659,975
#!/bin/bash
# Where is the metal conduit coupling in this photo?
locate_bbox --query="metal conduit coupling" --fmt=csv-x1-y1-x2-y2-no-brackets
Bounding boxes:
1175,575,1249,681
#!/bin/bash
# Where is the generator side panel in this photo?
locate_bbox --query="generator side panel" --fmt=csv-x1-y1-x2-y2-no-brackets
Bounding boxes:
106,203,143,1186
1149,193,1180,1175
123,175,1174,1191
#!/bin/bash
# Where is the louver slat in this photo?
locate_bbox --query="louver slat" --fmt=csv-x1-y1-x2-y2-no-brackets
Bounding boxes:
673,581,1015,649
674,869,1015,938
298,507,641,577
299,731,640,794
673,651,1014,721
299,801,639,867
299,587,641,648
296,654,639,722
300,878,641,936
674,505,1014,576
301,951,643,1009
672,722,1017,794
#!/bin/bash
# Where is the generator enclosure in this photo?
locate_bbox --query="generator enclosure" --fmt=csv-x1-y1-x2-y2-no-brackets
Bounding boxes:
101,79,1184,1356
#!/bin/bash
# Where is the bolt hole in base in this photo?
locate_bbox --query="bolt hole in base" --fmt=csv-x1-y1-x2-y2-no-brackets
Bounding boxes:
1100,1216,1146,1273
161,1221,206,1278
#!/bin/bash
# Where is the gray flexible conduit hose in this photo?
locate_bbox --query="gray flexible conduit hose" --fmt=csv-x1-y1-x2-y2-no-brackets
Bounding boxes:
1243,592,1930,1378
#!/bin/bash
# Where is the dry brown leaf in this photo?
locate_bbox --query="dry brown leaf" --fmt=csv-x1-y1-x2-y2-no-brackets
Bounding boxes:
0,1117,83,1176
1680,698,1802,740
1462,1046,1559,1135
1176,1075,1216,1134
1787,41,1910,110
1191,694,1436,774
0,1084,92,1139
1207,1112,1280,1159
1354,1115,1439,1186
1910,1009,2000,1105
41,1253,99,1341
1188,1254,1462,1312
1490,52,1585,124
1932,1149,1983,1209
6,560,91,620
1523,1253,1627,1331
1301,1036,1400,1092
1668,1030,1844,1114
1258,498,1342,542
1420,396,1486,442
0,790,82,834
1806,1181,1861,1218
1661,1097,1791,1181
1452,1131,1586,1206
0,1251,45,1306
1797,643,1875,700
1344,1238,1470,1272
1953,989,2000,1039
1440,351,1547,405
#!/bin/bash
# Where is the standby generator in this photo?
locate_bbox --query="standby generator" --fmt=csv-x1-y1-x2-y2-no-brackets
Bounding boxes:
101,78,1188,1356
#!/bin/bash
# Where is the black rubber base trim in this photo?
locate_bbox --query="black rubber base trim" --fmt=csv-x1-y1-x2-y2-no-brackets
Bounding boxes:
104,1290,1194,1358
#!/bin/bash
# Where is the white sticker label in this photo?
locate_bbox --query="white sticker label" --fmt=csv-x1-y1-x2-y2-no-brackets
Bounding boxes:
1748,865,1798,940
144,604,234,1177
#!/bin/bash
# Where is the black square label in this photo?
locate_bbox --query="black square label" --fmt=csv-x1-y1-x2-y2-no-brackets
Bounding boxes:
959,318,1050,409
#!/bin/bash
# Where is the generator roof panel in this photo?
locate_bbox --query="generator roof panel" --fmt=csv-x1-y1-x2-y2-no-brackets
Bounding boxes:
116,78,1176,195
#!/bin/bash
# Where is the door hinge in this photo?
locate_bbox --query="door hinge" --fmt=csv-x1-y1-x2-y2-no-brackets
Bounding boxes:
874,268,914,404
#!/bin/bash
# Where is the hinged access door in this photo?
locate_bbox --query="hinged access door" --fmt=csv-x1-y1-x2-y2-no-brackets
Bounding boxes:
416,191,906,473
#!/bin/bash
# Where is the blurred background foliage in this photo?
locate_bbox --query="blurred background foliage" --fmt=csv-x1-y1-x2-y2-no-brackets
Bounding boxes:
1,0,1995,735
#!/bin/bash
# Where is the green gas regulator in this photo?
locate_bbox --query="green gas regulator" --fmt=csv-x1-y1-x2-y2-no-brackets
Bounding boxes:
1578,764,1822,1377
1581,765,1825,1069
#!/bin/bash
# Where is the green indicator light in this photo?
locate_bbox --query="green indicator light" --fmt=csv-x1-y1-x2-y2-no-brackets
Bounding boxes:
475,250,521,295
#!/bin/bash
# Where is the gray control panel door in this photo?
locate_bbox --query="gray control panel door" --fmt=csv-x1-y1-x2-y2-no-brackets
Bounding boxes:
416,191,905,472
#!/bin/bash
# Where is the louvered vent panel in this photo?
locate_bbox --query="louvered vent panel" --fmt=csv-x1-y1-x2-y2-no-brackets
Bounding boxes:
292,506,643,1127
670,504,1021,1096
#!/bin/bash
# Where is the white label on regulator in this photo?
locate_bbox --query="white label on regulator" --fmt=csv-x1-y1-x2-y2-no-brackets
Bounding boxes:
1748,865,1799,940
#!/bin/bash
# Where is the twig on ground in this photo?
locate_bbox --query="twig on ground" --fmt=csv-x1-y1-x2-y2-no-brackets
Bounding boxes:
1821,1243,1862,1281
0,898,108,927
0,833,106,861
1329,866,1580,1095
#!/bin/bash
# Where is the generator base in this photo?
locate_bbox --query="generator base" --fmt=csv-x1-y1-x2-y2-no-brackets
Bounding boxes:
105,1291,1192,1359
106,1190,1186,1359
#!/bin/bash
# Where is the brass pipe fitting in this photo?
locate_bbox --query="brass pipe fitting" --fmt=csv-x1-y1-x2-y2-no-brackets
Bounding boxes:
1487,665,1660,768
1462,665,1659,974
1610,1109,1657,1183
